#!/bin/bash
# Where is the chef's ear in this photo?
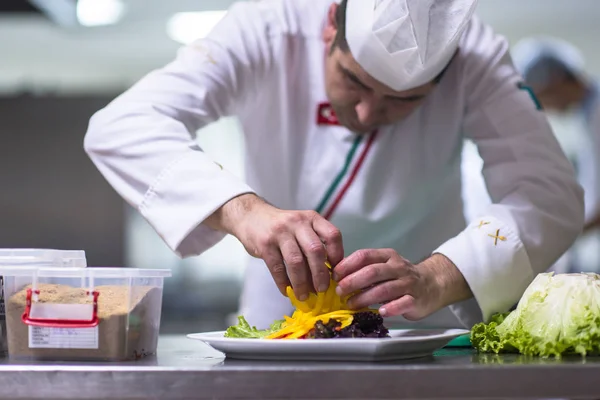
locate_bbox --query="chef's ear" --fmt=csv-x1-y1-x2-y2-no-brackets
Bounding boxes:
322,2,339,45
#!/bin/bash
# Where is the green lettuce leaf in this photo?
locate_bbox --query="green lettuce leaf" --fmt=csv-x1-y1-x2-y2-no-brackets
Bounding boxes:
224,316,284,338
471,272,600,358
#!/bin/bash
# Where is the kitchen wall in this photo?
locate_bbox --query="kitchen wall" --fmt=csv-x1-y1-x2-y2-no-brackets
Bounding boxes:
0,94,124,266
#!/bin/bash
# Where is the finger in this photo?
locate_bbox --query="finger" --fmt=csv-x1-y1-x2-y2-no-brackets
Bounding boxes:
296,227,330,293
379,295,416,318
336,263,398,297
333,249,392,281
311,216,344,266
262,247,291,296
346,280,408,310
279,235,312,301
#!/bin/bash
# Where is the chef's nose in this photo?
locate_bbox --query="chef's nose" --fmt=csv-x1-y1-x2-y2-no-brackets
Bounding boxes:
355,96,384,127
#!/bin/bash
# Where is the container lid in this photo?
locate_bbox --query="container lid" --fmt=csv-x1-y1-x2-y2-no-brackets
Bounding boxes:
0,266,171,278
0,249,87,268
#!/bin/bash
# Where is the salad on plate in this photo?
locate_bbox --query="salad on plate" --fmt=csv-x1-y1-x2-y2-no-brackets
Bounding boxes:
225,262,390,340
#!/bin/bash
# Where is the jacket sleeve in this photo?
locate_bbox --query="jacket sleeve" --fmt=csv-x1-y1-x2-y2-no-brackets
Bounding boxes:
84,3,273,257
433,20,585,324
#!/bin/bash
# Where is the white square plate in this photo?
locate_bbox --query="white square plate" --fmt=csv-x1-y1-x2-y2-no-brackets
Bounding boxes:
187,329,469,362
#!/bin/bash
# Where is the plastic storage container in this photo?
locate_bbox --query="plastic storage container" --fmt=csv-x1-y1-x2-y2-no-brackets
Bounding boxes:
0,266,171,361
0,249,87,356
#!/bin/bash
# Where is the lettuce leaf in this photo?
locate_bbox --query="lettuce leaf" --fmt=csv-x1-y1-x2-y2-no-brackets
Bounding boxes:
224,316,284,338
471,273,600,358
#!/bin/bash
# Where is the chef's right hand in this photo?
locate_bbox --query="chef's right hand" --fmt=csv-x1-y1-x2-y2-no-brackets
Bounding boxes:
205,193,344,300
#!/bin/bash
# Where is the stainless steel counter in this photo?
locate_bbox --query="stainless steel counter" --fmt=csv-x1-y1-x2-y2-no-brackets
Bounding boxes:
0,335,598,400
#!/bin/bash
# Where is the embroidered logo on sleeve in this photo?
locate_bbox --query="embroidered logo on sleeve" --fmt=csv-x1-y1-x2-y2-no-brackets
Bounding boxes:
488,229,507,246
477,220,490,229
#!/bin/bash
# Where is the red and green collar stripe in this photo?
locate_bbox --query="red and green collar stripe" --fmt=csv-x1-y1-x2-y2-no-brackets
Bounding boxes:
315,131,378,220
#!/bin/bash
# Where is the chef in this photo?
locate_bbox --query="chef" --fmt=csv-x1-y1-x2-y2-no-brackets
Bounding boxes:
84,0,584,330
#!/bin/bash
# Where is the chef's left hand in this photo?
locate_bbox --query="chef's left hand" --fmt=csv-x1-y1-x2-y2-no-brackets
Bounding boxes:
332,249,472,320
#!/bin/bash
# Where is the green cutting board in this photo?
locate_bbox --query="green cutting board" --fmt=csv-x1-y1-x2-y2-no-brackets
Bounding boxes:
445,334,472,348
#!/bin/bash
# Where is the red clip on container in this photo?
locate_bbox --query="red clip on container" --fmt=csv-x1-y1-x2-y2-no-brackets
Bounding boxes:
22,288,100,328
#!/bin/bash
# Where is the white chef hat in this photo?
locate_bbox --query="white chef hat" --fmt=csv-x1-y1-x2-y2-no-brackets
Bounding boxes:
345,0,479,92
511,36,587,89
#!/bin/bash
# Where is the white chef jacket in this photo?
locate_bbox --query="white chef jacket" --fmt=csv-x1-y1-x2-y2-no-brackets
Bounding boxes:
84,0,584,330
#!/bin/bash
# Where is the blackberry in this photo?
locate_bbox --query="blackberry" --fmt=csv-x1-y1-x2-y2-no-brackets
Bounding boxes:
352,311,384,332
307,311,390,339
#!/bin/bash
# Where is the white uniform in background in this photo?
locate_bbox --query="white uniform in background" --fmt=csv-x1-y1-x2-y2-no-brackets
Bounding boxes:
462,37,600,274
84,0,583,330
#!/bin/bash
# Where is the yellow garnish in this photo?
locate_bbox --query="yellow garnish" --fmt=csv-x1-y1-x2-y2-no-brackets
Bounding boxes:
265,261,377,340
286,287,312,313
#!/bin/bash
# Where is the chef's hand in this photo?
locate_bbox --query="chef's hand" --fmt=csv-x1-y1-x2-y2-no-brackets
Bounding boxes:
205,193,344,300
332,249,472,320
